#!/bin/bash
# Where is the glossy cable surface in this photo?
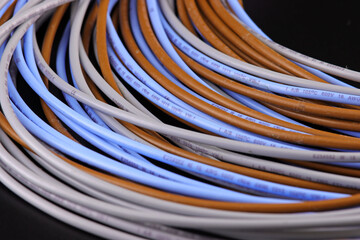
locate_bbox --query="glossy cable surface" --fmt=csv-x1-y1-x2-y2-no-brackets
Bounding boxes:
1,1,360,239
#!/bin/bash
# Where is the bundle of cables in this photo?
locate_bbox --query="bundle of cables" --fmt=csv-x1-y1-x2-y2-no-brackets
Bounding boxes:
1,0,360,239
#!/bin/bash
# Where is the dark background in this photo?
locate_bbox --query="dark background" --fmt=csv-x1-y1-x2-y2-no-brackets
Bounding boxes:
1,0,360,239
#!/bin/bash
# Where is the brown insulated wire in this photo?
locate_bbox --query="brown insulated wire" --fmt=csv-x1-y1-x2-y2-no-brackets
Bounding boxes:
207,0,328,82
263,102,360,131
178,0,263,67
202,11,264,66
186,0,289,73
176,0,197,35
183,0,243,61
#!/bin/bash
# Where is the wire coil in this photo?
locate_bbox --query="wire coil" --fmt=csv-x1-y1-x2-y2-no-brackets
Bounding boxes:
1,0,360,239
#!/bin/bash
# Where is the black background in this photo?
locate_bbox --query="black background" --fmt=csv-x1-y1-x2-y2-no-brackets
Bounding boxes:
1,0,360,239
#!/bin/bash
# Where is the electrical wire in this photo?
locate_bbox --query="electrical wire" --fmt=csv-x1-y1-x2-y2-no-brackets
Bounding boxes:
1,0,360,239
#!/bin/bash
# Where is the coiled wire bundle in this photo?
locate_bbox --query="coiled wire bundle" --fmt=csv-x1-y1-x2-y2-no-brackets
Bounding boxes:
1,0,360,239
